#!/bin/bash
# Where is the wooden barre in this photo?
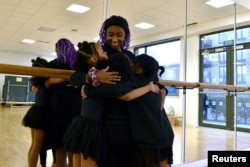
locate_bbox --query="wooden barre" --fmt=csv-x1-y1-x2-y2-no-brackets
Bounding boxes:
160,79,249,92
199,83,249,92
0,63,74,79
0,63,249,91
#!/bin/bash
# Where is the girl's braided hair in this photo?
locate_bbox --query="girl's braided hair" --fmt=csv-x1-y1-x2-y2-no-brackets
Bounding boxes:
133,54,164,83
55,38,76,69
107,53,133,81
31,57,48,67
73,41,99,72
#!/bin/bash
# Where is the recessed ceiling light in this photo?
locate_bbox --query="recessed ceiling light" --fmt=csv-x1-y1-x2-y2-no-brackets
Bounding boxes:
38,26,55,32
22,39,35,44
206,0,234,8
66,4,90,13
134,22,155,29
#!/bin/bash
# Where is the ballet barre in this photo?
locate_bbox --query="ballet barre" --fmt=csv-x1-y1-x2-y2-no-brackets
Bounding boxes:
0,63,74,79
1,63,250,91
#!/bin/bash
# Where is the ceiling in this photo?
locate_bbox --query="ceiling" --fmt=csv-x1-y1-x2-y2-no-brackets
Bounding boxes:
0,0,249,59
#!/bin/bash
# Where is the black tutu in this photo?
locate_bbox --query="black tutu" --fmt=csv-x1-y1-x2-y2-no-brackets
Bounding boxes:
22,104,48,129
46,86,81,149
132,146,173,167
63,116,108,164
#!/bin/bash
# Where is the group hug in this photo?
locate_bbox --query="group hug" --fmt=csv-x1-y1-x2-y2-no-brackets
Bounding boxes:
22,15,174,167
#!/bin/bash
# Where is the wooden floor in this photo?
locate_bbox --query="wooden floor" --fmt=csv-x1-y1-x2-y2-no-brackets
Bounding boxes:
0,105,249,167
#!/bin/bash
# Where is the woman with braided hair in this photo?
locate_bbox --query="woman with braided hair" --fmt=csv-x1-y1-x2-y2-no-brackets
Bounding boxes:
69,15,134,87
69,15,167,167
98,15,135,60
98,15,169,167
45,38,82,167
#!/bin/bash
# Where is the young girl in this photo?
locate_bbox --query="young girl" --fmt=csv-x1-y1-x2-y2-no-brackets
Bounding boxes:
22,57,50,167
128,54,174,167
63,41,109,167
63,43,159,167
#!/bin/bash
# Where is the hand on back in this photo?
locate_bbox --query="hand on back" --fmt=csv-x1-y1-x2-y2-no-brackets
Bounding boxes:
96,66,121,84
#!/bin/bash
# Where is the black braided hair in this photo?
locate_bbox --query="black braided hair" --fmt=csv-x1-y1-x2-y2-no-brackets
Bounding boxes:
133,54,161,83
107,53,133,81
73,41,99,72
31,57,48,67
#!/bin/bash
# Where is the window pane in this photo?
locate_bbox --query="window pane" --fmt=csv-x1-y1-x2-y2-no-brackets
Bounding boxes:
146,41,180,81
200,27,250,50
134,39,181,96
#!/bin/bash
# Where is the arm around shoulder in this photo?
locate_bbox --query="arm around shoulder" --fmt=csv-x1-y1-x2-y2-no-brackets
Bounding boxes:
119,81,160,101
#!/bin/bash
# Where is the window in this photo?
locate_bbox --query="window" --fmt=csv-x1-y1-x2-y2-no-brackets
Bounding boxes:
134,39,181,96
200,27,250,49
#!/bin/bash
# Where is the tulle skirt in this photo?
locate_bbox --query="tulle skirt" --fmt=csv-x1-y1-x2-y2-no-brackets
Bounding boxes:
46,86,81,148
22,104,48,129
63,116,108,164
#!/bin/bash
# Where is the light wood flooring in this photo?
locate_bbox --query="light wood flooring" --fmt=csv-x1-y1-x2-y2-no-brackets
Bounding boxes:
0,105,249,167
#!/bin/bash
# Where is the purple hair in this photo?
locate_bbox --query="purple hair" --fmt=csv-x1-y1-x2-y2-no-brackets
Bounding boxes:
98,15,131,50
56,38,76,69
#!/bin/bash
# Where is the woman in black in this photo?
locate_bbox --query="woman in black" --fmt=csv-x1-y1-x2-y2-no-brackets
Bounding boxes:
97,15,136,167
69,15,167,167
45,38,82,167
68,16,136,167
69,15,134,86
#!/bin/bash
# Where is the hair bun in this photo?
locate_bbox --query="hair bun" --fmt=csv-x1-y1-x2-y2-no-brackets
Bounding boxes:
31,57,48,67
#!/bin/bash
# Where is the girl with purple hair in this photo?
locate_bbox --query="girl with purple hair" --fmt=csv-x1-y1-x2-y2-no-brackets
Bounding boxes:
45,38,82,167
